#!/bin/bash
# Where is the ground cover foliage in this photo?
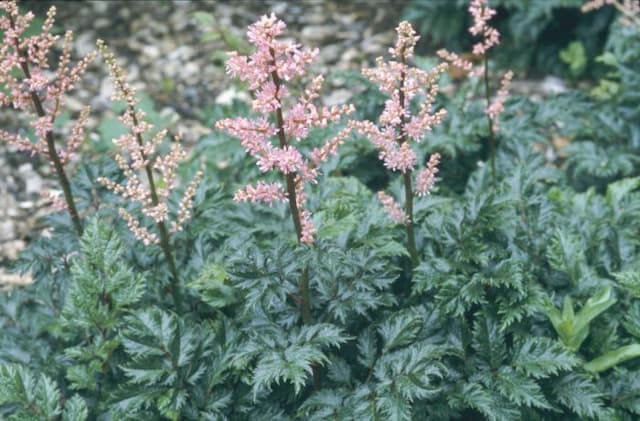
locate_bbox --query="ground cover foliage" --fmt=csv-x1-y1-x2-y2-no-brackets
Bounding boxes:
1,0,640,420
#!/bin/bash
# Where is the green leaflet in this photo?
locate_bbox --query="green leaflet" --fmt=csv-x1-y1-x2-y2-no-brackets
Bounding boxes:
584,344,640,373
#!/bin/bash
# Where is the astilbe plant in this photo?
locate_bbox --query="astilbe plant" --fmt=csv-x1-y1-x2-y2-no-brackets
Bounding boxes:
437,0,513,184
0,0,96,235
351,21,445,269
96,40,203,308
215,14,354,386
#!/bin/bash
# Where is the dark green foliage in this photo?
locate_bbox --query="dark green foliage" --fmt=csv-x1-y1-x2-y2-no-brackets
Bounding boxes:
0,364,88,421
2,5,640,421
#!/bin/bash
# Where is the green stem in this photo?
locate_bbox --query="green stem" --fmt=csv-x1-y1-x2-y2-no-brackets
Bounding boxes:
483,57,497,187
10,14,83,236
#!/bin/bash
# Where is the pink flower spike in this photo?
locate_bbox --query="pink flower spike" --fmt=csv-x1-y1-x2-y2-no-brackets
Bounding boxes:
310,126,353,165
378,191,409,225
234,181,287,205
217,14,354,245
436,49,473,73
0,0,97,182
415,153,441,196
356,21,447,175
119,208,159,245
299,209,316,244
98,41,202,242
486,70,513,131
469,0,500,57
389,21,420,60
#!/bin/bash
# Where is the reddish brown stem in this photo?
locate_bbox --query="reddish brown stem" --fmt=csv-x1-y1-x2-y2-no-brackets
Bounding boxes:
9,14,83,236
129,109,182,309
270,51,319,390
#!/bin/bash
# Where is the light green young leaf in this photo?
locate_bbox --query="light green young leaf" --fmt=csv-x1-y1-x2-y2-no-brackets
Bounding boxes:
584,344,640,373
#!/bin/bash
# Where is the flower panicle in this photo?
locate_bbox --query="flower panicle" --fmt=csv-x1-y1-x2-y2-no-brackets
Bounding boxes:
437,0,500,75
0,0,96,169
355,21,445,229
216,14,354,244
234,181,287,205
353,21,447,174
436,49,473,73
486,70,513,130
389,21,420,60
415,153,441,196
97,41,201,243
469,0,500,56
378,191,409,225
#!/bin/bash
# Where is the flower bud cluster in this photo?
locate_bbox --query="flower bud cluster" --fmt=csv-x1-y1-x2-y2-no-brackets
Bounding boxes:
96,41,202,244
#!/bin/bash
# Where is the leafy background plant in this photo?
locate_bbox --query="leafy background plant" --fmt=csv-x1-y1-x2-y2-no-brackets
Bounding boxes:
2,1,640,420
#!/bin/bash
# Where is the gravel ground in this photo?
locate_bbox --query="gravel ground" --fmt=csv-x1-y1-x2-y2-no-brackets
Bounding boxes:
0,0,404,283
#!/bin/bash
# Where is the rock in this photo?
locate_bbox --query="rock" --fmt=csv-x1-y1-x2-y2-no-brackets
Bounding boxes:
74,32,95,57
17,164,43,197
182,62,200,79
0,221,14,242
143,45,161,60
301,25,340,43
320,44,341,63
341,47,361,64
64,96,85,113
0,269,33,289
323,89,353,107
541,76,568,95
215,87,250,105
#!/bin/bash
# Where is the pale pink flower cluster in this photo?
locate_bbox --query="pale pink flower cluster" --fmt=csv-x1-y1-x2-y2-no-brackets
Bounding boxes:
415,153,441,196
437,0,513,130
468,0,500,56
351,21,445,223
351,25,447,172
40,190,68,212
377,192,409,225
389,21,420,60
0,1,96,167
581,0,615,12
215,14,354,244
233,181,287,205
486,70,513,129
437,0,500,74
96,40,202,245
435,50,473,73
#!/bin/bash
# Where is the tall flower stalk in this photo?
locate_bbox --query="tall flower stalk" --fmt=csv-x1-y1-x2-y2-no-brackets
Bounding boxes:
0,1,96,235
216,14,354,387
97,40,202,309
352,22,445,269
438,0,512,186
